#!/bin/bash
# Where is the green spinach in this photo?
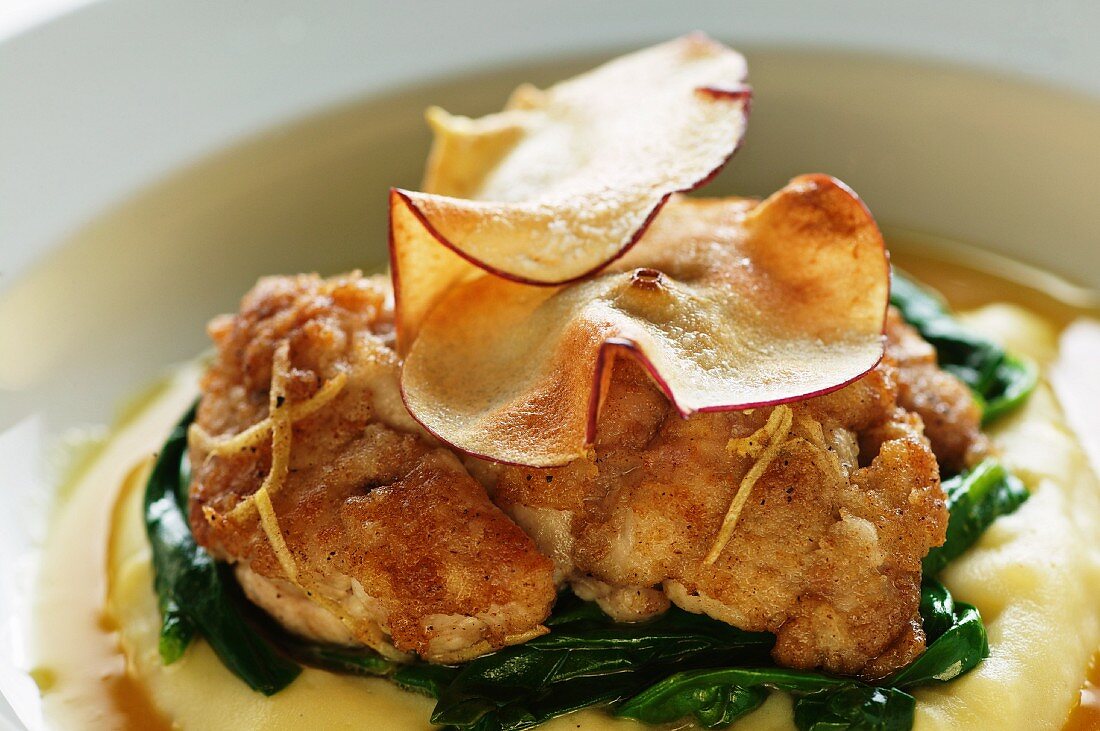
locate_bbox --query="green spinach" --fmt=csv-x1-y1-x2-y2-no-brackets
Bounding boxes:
793,687,915,731
612,577,986,731
890,270,1038,424
431,602,773,729
143,406,301,694
923,460,1029,574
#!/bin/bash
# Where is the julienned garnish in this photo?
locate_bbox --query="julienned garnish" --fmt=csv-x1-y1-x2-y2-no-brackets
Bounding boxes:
143,35,1038,730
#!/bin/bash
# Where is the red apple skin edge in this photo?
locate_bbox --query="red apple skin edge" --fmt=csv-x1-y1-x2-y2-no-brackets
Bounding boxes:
386,86,753,353
582,174,892,460
394,334,885,470
393,176,891,469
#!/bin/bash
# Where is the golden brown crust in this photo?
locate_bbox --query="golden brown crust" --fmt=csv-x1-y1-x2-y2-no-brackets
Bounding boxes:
885,307,990,473
186,271,983,679
188,273,556,662
491,341,950,678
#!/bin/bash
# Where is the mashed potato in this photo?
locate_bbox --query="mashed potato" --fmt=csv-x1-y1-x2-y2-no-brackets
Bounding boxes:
97,304,1099,730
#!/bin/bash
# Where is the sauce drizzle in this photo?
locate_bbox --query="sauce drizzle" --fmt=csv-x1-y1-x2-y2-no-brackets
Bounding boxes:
1064,649,1100,731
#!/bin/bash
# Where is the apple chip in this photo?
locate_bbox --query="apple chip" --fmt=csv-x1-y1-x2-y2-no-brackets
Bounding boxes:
401,175,890,467
390,34,751,348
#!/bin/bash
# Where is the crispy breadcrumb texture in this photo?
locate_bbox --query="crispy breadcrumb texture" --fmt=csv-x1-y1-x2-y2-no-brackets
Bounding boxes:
187,272,985,679
885,308,990,473
491,340,954,679
189,273,556,663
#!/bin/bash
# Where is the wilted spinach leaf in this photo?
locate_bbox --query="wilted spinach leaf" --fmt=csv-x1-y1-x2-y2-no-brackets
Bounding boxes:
890,270,1037,424
923,459,1029,574
144,405,301,694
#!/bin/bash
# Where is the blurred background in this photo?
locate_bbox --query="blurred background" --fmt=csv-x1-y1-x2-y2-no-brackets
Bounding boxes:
3,0,1098,290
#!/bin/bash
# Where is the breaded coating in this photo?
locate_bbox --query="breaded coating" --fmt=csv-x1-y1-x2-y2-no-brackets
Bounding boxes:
489,343,950,678
885,308,990,473
186,271,985,679
188,273,556,663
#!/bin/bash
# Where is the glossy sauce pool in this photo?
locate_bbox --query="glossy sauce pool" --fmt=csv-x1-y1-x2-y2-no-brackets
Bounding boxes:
26,238,1100,731
1064,651,1100,731
32,376,188,731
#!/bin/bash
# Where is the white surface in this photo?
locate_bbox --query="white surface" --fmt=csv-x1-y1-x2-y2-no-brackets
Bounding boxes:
0,419,47,731
1,2,1099,730
0,0,89,42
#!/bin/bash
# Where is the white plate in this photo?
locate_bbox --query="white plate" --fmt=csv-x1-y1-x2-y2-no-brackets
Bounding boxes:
1,3,1098,729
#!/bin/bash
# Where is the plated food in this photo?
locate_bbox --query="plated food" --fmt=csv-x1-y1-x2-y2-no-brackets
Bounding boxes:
30,35,1100,731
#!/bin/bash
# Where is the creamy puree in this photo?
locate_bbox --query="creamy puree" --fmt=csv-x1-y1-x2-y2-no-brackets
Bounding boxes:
33,297,1100,730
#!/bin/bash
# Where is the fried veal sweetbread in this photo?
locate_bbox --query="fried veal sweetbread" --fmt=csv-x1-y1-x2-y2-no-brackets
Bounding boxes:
484,308,982,678
189,272,982,679
885,308,990,474
187,273,556,663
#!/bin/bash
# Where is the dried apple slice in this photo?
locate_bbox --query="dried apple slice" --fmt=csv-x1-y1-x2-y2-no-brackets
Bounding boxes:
401,175,890,467
390,34,751,349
